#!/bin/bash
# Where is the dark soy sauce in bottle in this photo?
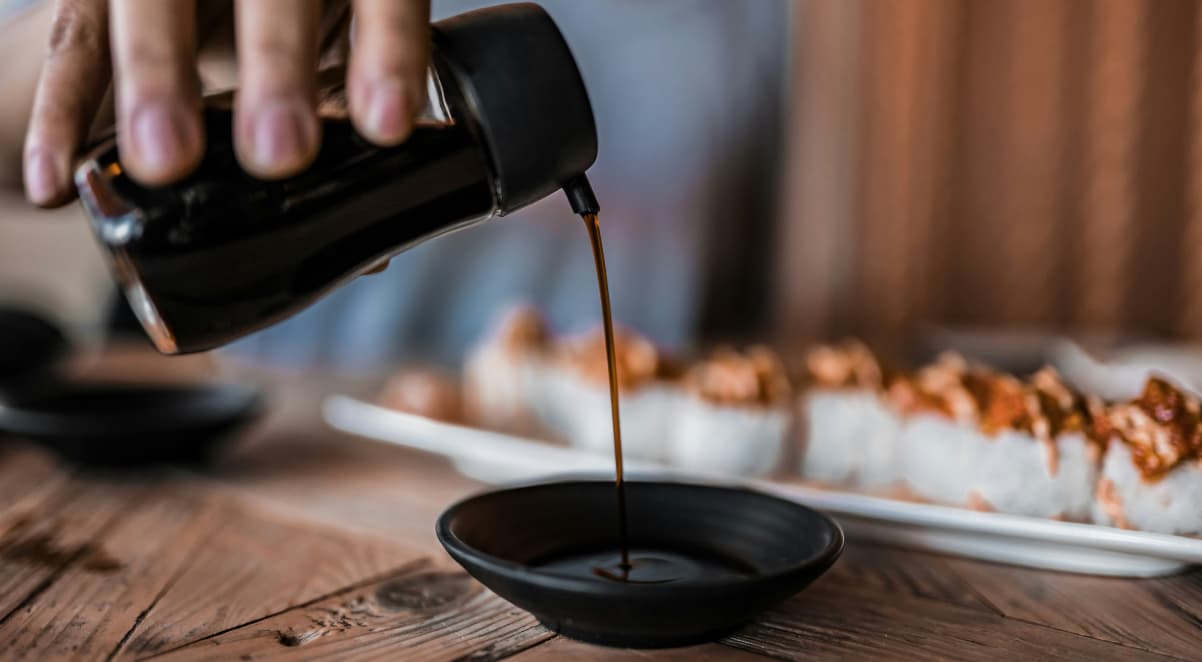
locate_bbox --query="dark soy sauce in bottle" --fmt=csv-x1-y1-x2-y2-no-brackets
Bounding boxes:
81,93,496,354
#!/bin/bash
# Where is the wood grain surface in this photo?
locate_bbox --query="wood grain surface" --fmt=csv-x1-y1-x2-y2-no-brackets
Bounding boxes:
723,579,1182,662
111,501,420,660
1,354,1200,661
154,560,552,661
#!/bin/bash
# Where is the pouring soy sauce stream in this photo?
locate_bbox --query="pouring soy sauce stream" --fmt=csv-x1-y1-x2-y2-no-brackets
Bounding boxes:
584,212,632,576
565,177,632,578
562,178,752,585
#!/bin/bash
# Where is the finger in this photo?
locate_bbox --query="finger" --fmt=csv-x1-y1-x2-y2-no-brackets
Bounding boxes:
110,0,203,186
235,0,322,179
23,0,111,207
348,0,429,145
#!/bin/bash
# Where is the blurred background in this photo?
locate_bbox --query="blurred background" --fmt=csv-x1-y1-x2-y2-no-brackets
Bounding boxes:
781,0,1202,359
2,0,1201,371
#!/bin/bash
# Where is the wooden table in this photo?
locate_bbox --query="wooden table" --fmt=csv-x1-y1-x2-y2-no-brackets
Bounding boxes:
1,348,1201,661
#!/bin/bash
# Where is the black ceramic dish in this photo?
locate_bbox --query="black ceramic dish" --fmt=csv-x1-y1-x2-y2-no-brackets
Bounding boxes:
437,480,844,648
0,308,68,385
0,382,263,467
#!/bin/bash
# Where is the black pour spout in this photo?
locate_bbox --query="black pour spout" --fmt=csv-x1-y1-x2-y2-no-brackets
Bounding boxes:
564,174,600,216
438,2,598,215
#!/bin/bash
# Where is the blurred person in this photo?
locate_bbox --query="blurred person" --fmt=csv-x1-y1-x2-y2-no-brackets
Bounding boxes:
0,0,787,369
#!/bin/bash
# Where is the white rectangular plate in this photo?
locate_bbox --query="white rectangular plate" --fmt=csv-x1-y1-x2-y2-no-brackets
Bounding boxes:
323,395,1202,578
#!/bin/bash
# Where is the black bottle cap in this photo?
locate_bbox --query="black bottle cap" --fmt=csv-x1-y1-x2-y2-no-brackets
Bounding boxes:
434,3,598,215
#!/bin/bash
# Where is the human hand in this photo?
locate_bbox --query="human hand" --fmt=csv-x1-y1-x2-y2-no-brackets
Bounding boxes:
22,0,431,207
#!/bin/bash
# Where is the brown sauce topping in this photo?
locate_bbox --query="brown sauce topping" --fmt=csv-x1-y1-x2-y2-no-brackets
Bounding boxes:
885,353,978,423
686,345,791,407
493,305,551,352
803,340,887,391
884,354,1096,446
560,325,670,391
1103,376,1202,479
964,371,1032,436
380,368,462,423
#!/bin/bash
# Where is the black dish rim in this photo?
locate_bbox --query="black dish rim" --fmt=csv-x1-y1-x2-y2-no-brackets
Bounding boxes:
436,479,845,597
0,382,263,432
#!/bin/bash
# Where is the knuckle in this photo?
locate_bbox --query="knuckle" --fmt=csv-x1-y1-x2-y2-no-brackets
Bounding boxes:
34,78,87,127
249,36,303,70
117,41,192,99
125,38,176,73
243,37,312,94
47,0,105,59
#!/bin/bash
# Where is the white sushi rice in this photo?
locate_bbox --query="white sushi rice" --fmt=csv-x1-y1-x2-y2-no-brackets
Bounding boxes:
799,389,902,489
462,306,554,435
899,414,979,506
972,431,1098,520
798,390,862,484
521,359,576,438
1093,440,1202,535
667,396,789,477
562,380,680,462
463,342,539,432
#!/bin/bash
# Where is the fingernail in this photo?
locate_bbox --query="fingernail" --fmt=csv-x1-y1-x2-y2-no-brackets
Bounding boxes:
250,101,314,172
24,150,62,205
367,79,411,143
131,102,191,173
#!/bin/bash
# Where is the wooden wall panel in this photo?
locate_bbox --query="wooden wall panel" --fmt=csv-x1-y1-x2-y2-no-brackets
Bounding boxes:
777,0,1202,344
944,0,1071,329
776,0,864,347
1127,0,1197,336
1075,0,1144,333
852,0,961,351
1182,5,1202,337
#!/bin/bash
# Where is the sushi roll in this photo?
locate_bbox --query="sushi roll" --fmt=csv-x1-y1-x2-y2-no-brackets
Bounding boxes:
380,367,463,423
1092,376,1202,535
893,356,1102,518
462,304,554,435
890,353,982,505
966,367,1101,520
667,346,792,477
797,341,902,490
555,326,682,461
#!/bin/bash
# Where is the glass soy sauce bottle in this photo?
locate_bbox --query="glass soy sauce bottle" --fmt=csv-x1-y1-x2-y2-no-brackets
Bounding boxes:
75,3,598,355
